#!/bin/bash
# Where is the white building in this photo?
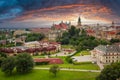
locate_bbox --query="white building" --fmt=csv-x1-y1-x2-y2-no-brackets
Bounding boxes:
24,41,40,48
91,44,120,64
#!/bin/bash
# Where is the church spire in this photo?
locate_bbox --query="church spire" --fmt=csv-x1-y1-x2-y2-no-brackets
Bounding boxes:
77,16,82,27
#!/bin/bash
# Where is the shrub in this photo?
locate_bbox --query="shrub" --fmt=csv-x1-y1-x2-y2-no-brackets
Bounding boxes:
66,56,73,63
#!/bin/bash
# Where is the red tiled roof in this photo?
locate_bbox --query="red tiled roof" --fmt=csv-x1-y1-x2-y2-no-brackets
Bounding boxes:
86,29,95,33
49,42,61,45
15,48,24,53
64,49,74,52
106,31,116,35
0,48,14,53
34,58,63,64
54,23,68,30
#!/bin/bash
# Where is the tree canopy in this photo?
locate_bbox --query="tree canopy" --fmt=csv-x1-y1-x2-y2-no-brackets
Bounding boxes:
96,62,120,80
16,53,34,73
25,33,45,42
1,56,15,75
57,26,110,51
49,65,60,77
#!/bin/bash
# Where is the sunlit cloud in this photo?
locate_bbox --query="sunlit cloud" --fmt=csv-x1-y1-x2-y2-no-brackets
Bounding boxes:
0,0,120,28
13,3,114,25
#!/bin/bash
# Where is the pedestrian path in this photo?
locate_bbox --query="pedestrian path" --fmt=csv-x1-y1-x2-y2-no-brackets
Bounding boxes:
34,67,101,73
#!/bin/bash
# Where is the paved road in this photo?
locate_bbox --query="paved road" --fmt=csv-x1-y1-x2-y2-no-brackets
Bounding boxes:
72,55,93,62
34,67,101,73
51,51,76,57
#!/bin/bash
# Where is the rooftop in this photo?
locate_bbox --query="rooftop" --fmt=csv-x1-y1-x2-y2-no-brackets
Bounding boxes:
95,44,120,54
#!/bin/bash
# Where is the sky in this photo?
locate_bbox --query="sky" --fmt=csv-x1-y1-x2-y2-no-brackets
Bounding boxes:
0,0,120,28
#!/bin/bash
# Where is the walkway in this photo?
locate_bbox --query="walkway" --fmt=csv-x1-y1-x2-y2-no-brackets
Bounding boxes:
51,51,76,57
72,55,93,62
34,67,101,73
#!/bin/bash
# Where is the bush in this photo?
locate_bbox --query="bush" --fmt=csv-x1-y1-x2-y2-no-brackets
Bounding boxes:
66,56,73,63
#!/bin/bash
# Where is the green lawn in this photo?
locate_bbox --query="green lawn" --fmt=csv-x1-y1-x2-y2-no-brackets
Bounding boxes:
32,55,45,58
74,50,91,56
34,56,99,70
36,63,99,70
62,45,74,49
0,70,99,80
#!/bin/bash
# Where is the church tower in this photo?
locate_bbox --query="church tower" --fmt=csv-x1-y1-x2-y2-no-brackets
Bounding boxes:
51,22,55,30
77,16,82,28
112,21,115,27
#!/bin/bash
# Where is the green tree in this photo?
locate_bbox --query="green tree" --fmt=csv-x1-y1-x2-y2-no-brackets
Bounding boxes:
49,65,60,77
16,53,34,73
1,56,15,75
26,33,45,42
96,62,120,80
0,52,7,66
0,52,7,58
110,39,120,44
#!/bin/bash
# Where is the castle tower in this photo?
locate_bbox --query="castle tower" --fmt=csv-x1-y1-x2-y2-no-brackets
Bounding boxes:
112,21,115,27
51,22,55,30
77,16,82,28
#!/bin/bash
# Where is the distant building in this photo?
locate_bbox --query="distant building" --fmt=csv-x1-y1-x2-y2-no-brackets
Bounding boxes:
76,16,82,29
49,21,70,41
0,41,61,56
91,44,120,64
0,40,7,45
30,28,51,37
24,41,61,51
24,41,40,48
14,30,30,36
51,21,70,31
85,21,120,40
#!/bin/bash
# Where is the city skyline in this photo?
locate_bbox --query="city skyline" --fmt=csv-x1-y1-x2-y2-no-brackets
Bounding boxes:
0,0,120,28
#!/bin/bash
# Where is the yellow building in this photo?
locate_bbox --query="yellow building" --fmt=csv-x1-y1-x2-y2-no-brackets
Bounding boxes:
91,44,120,64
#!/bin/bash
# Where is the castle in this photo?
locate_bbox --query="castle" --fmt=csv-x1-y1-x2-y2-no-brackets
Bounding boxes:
48,17,82,40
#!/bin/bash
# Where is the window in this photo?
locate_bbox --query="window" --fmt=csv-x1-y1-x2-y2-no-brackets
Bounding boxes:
112,60,114,63
106,56,108,59
109,60,110,62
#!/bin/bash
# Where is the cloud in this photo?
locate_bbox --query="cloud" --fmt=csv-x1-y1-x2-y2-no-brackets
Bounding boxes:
0,7,23,20
12,3,113,23
0,0,120,28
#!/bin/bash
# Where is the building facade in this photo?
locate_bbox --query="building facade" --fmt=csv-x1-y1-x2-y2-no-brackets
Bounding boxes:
91,44,120,64
49,21,70,41
76,16,82,29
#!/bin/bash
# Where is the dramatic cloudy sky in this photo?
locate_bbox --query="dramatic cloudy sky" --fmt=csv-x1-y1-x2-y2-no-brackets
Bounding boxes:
0,0,120,28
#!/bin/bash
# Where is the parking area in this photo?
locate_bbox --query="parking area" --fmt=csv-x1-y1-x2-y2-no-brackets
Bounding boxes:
72,55,95,62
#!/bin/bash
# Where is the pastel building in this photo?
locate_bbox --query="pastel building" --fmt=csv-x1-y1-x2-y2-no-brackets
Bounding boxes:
91,44,120,64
